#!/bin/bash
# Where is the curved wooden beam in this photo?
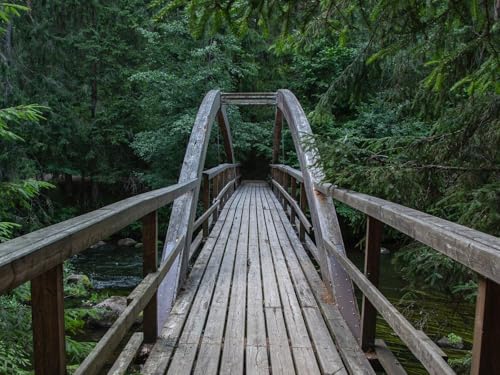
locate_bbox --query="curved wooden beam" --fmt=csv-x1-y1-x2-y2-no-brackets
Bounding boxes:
216,106,235,163
158,90,231,330
276,89,361,339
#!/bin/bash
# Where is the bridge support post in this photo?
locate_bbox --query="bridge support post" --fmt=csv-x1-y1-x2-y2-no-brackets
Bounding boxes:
142,210,158,341
299,182,307,241
290,177,297,225
471,277,500,375
360,216,383,351
202,175,210,237
31,264,66,375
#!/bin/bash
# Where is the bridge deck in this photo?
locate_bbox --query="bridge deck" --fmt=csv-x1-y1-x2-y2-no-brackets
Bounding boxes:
143,182,361,375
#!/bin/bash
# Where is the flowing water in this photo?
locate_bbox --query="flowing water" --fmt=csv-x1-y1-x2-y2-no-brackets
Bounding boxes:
71,243,474,374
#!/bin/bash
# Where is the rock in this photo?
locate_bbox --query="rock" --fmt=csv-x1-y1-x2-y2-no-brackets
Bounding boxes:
134,242,143,249
66,274,92,289
380,247,391,255
118,238,137,247
88,296,142,328
437,336,464,350
90,240,106,249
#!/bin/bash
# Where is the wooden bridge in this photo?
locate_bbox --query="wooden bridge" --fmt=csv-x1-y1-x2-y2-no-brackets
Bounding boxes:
0,90,499,375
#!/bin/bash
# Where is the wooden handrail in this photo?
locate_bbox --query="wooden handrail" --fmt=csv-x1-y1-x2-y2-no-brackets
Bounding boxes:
202,163,240,180
0,178,197,294
270,163,500,375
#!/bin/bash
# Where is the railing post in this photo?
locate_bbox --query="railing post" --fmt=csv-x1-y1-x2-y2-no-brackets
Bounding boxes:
202,174,210,237
32,264,66,375
471,277,500,375
142,210,158,342
360,216,383,351
290,177,297,225
283,172,290,214
299,182,307,241
214,174,221,221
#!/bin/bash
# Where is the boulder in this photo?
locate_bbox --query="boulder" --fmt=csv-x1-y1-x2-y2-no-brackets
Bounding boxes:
437,335,464,350
380,247,391,255
118,238,137,247
66,274,92,289
88,296,127,328
134,242,143,249
88,296,142,328
90,240,106,249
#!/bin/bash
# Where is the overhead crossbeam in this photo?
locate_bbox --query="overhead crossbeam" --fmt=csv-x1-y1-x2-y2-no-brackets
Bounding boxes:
221,92,277,105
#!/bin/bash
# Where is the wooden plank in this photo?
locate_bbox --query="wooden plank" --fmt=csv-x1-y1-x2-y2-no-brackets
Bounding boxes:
75,235,184,375
374,339,407,375
262,187,347,375
193,185,250,374
31,264,66,375
315,182,500,284
165,189,247,374
299,182,307,241
0,178,197,294
361,216,383,351
107,332,143,375
323,239,454,375
246,184,270,375
158,90,221,329
142,191,244,375
193,200,219,232
267,187,375,374
260,188,320,375
416,330,448,362
202,174,210,237
220,185,252,374
471,277,500,375
255,186,295,375
142,211,158,342
221,92,277,105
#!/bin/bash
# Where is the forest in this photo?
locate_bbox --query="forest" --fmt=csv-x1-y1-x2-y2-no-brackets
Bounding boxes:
0,0,498,374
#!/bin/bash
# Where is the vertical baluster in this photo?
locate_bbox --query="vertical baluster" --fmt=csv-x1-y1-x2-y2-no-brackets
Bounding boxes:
360,216,383,351
471,277,500,375
32,264,66,375
202,174,210,237
290,177,297,226
299,182,307,241
142,210,158,342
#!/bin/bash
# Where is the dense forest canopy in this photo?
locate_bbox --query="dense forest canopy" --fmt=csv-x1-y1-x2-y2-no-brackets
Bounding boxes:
0,0,498,373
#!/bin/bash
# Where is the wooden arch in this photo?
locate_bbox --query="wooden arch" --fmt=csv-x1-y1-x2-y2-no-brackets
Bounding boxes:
158,90,235,328
274,89,361,339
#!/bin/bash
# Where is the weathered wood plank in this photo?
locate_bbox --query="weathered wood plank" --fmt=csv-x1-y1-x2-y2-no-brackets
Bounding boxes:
271,179,312,234
323,239,454,375
193,186,250,374
374,339,407,375
315,182,500,284
31,264,66,375
246,184,270,375
107,332,143,375
220,185,252,374
0,179,197,294
142,191,243,375
166,189,247,374
75,235,184,375
203,163,240,180
268,188,374,374
262,187,347,375
256,186,295,375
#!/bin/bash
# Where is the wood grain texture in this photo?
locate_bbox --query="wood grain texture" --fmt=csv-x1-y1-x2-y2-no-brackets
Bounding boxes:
277,90,361,339
31,264,66,375
0,179,196,294
107,332,143,375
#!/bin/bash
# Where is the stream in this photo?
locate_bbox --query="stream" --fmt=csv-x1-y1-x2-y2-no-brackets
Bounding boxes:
71,243,474,374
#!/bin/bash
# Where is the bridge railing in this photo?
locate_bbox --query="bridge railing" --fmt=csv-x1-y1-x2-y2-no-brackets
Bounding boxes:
270,164,500,375
0,162,240,375
191,163,241,258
